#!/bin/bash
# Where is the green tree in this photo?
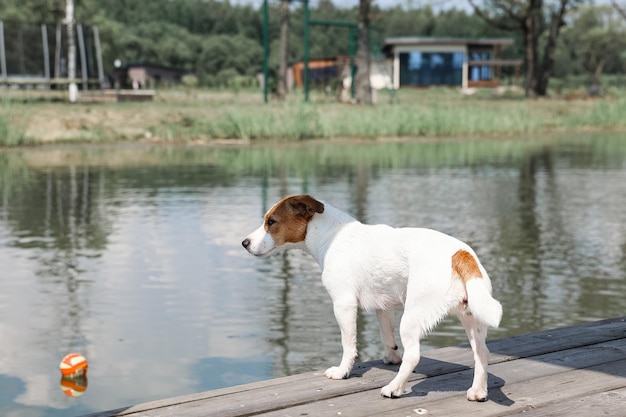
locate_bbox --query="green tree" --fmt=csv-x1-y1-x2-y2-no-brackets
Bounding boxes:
557,6,626,86
431,8,504,38
469,0,582,97
0,0,65,22
611,0,626,19
196,34,262,86
379,6,436,37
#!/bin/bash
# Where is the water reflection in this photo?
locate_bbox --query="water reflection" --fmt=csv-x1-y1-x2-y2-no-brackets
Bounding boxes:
60,376,88,398
0,134,625,416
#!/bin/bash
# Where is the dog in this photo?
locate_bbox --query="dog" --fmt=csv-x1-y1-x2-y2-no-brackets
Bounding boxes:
242,195,502,400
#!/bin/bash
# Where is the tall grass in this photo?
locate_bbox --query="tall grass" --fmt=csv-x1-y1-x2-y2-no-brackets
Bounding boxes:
0,114,29,146
318,101,545,138
177,89,626,141
0,97,33,146
564,97,626,128
205,103,323,139
2,88,625,145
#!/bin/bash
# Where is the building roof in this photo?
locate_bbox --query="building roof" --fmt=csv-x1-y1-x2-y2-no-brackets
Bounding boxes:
382,37,514,55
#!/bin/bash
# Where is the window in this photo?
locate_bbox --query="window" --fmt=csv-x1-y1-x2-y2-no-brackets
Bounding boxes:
399,51,464,86
469,52,491,81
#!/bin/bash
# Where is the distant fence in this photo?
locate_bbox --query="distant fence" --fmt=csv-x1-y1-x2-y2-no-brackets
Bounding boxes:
0,21,104,90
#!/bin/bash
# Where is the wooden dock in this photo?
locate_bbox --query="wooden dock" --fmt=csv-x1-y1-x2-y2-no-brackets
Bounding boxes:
84,317,626,417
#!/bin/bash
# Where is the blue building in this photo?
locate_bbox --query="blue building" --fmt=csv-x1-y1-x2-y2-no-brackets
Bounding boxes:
382,37,521,89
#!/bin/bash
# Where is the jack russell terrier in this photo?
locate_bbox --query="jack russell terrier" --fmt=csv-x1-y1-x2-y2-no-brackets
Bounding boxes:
242,194,502,400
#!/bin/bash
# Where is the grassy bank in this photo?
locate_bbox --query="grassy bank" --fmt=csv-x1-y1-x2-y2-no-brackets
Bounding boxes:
1,87,625,146
0,107,29,146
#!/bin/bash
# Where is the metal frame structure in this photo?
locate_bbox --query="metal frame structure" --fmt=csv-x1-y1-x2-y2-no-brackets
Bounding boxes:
262,0,357,103
0,21,104,91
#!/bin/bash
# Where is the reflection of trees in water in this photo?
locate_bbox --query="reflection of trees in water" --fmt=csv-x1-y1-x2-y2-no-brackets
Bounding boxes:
267,251,294,376
620,241,626,284
507,148,581,331
3,164,113,348
350,165,375,360
32,166,111,278
516,149,551,329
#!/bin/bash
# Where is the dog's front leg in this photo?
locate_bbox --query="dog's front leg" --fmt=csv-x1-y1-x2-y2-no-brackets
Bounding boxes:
324,302,358,380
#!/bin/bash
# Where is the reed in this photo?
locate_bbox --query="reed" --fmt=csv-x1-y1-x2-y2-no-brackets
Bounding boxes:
185,89,626,141
0,113,29,146
564,97,626,127
1,88,625,145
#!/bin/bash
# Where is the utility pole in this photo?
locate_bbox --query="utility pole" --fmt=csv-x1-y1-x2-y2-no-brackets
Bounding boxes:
66,0,78,102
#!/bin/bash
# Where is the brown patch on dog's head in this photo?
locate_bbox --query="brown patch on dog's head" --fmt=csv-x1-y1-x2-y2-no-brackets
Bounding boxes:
263,195,324,245
452,249,483,283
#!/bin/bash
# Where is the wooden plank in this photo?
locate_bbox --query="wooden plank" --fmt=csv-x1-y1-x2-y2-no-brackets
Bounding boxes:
250,339,626,417
82,348,476,417
81,317,626,417
374,358,626,417
486,317,626,359
507,387,626,417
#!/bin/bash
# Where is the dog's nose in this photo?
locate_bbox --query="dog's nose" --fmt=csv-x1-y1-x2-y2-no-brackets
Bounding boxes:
242,238,251,249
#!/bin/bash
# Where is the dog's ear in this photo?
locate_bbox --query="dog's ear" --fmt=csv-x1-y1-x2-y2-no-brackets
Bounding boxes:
287,195,324,218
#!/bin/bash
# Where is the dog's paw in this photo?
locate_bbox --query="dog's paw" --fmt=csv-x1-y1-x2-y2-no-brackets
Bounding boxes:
466,386,488,402
382,350,402,365
380,383,406,398
324,366,349,380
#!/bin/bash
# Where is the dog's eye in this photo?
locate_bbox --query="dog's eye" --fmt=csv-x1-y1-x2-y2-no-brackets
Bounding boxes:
266,218,276,227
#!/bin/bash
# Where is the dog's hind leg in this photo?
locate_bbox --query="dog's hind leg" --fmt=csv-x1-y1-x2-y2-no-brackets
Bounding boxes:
458,311,490,401
376,309,402,365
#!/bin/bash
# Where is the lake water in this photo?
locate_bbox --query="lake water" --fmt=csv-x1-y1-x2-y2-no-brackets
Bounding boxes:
0,134,625,416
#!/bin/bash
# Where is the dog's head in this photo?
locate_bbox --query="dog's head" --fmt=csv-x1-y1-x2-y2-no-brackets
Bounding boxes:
242,195,325,257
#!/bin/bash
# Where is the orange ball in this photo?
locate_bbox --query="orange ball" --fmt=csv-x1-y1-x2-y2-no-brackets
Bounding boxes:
59,353,88,377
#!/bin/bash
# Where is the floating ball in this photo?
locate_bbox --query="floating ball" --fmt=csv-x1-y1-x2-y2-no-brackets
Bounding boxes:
59,353,88,377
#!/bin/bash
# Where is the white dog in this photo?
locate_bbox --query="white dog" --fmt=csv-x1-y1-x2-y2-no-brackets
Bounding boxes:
242,195,502,400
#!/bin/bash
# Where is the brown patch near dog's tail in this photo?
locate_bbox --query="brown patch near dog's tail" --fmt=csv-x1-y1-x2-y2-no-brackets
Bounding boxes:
452,249,483,283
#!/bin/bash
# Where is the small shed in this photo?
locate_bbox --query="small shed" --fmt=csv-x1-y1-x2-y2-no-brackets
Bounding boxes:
291,56,392,91
382,37,522,89
113,62,186,89
292,57,351,89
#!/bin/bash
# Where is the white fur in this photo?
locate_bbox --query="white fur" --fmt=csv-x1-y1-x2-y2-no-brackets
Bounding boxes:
243,197,502,401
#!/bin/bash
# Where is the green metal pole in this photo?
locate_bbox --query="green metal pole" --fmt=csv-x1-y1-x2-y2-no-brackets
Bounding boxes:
0,21,6,81
263,0,269,103
303,0,310,102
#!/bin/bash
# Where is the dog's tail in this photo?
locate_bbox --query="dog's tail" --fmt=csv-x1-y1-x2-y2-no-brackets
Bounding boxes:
453,249,502,328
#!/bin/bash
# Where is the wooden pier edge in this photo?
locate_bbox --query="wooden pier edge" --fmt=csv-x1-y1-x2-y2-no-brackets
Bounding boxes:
81,316,626,417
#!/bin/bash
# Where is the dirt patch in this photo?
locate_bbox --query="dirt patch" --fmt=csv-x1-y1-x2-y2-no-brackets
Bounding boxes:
24,105,161,142
8,90,260,144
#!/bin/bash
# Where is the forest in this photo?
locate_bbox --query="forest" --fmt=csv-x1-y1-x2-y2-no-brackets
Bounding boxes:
0,0,625,89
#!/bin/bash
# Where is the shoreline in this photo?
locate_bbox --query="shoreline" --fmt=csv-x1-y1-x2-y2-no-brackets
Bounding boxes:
2,89,625,147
